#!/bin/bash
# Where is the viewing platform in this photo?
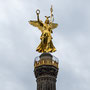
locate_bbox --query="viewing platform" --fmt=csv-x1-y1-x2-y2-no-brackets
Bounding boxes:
34,53,59,68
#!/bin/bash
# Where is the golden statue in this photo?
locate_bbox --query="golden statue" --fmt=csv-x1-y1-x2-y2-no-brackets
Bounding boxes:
29,6,58,53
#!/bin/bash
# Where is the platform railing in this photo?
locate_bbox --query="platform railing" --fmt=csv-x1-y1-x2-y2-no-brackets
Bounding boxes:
34,55,59,68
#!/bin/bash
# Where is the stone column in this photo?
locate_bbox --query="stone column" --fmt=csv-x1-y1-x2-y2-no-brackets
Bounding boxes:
34,53,59,90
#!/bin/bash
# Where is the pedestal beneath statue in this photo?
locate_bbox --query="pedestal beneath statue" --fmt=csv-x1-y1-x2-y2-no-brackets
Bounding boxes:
34,53,59,90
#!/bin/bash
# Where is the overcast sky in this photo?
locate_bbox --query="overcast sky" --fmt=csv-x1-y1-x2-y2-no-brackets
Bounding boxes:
0,0,90,90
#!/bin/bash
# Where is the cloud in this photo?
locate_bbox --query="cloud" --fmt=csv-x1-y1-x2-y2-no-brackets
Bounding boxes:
0,0,90,90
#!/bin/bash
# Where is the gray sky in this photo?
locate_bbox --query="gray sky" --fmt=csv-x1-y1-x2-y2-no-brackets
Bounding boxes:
0,0,90,90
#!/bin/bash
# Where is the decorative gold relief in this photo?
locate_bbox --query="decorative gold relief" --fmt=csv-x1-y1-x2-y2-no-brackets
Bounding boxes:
34,59,58,68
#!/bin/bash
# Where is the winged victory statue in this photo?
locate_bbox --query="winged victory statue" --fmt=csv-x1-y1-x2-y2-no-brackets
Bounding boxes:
29,6,58,53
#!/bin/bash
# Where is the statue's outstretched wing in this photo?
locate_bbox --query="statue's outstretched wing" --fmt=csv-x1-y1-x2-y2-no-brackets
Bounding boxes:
29,20,43,32
50,23,58,30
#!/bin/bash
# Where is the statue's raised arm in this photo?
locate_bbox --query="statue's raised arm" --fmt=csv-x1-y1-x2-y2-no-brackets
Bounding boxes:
29,9,44,32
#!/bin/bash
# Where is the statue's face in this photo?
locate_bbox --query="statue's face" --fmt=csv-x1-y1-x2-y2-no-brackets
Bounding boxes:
45,19,49,24
45,16,50,24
